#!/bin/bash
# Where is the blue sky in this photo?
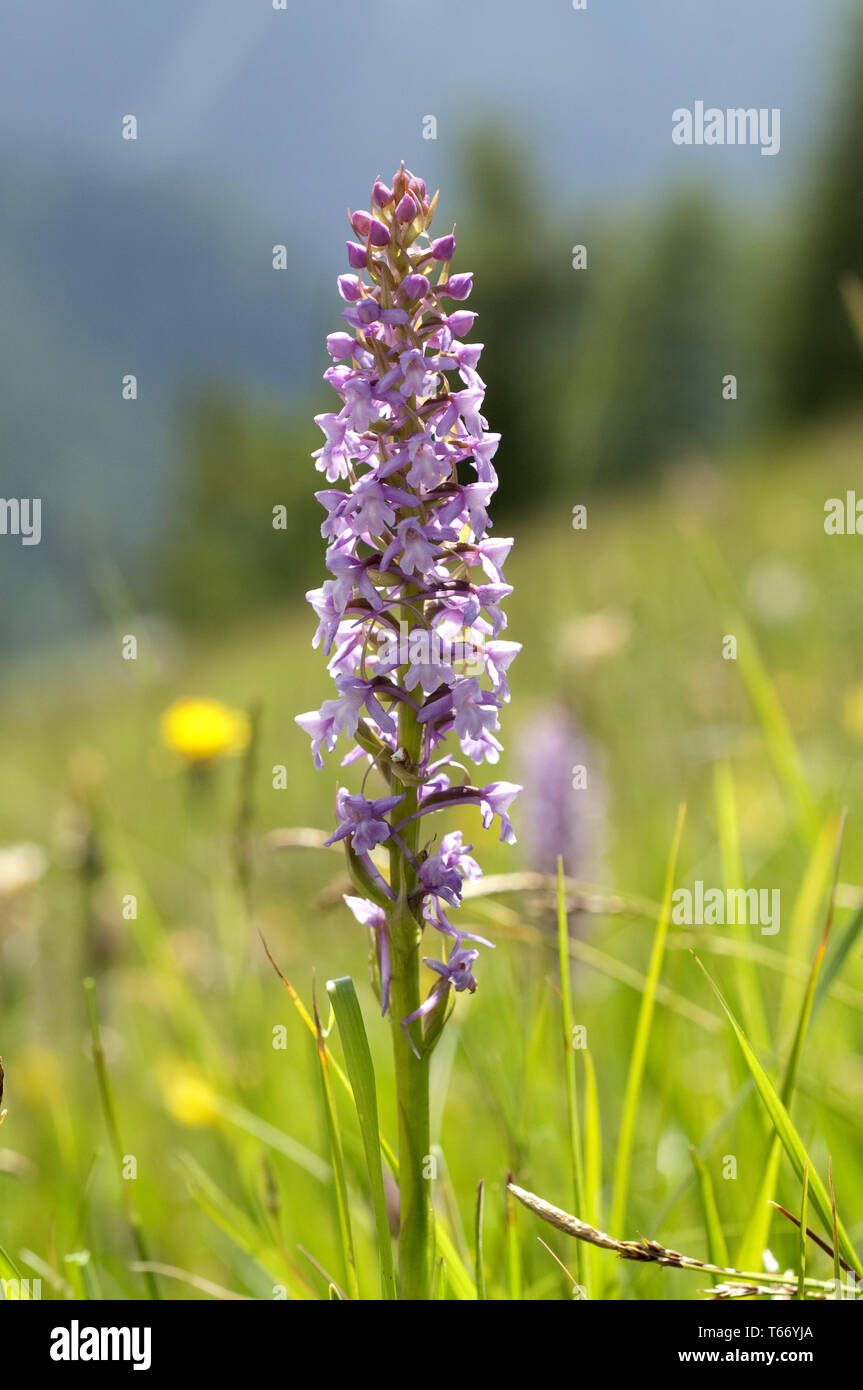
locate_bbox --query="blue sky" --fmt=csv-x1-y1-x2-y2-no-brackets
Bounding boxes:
0,0,848,250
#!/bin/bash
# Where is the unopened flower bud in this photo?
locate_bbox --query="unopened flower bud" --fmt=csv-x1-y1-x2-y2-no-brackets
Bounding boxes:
337,274,363,302
447,310,476,336
368,218,391,247
396,192,418,222
326,332,356,360
431,234,456,261
373,180,393,207
346,241,368,269
402,272,430,299
438,272,473,301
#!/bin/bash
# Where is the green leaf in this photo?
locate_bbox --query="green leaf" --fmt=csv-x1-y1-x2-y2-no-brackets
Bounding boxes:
693,954,862,1277
326,976,396,1301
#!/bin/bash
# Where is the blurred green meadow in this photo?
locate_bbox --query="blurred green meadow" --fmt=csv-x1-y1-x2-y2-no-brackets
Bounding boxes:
2,411,863,1300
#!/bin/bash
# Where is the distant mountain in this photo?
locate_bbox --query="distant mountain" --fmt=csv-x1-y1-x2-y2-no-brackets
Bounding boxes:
0,149,325,654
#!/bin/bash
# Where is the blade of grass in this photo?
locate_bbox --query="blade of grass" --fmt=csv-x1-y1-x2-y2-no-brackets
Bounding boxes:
693,954,862,1277
829,1159,841,1291
583,1049,603,1299
714,762,769,1049
814,900,863,1016
769,1200,853,1274
736,810,844,1269
178,1152,298,1293
797,1164,809,1300
505,1177,523,1300
690,1145,729,1279
537,1236,582,1297
0,1241,22,1282
475,1180,487,1300
326,976,396,1301
778,813,839,1036
313,989,359,1301
557,856,585,1290
611,803,686,1237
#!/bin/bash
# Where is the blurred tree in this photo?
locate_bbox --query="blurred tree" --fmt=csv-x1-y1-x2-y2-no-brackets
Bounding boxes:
778,13,863,419
453,128,586,510
564,190,748,486
159,388,321,627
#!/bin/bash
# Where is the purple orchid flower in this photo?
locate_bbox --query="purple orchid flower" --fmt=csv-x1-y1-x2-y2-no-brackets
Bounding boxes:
296,163,522,1046
324,789,406,856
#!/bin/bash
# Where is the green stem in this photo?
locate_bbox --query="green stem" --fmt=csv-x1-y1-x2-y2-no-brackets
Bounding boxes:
388,699,434,1300
84,977,159,1300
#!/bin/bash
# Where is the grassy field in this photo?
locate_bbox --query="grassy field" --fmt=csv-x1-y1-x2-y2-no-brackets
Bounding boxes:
2,415,863,1300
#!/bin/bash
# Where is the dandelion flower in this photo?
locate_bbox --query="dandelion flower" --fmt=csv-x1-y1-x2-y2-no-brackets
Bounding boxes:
161,698,250,764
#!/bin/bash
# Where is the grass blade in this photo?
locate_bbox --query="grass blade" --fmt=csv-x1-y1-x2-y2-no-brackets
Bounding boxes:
583,1049,603,1299
557,856,585,1289
693,954,862,1277
611,803,686,1237
736,810,844,1269
829,1158,841,1291
814,901,863,1016
797,1164,809,1300
326,976,396,1300
714,762,769,1049
505,1178,523,1300
313,991,359,1300
475,1180,487,1300
690,1145,729,1278
778,813,839,1036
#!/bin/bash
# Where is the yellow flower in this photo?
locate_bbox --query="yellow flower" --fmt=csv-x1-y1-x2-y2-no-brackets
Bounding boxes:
158,1060,218,1128
161,698,250,763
